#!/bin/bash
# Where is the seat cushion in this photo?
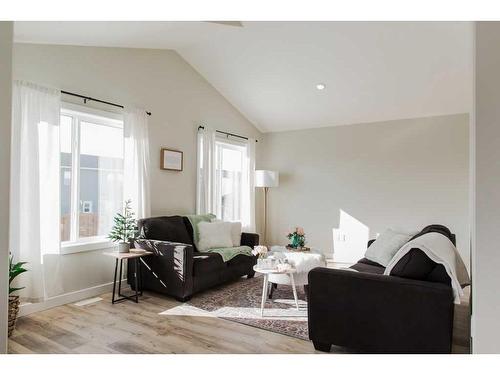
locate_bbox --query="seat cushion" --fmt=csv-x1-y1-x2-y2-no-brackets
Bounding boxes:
193,252,225,276
138,216,192,245
349,261,385,274
226,253,257,268
358,257,384,267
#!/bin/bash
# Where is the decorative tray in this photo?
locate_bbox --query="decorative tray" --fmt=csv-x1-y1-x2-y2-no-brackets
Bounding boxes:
286,246,311,252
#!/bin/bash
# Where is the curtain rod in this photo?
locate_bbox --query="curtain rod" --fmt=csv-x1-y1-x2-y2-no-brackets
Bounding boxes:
61,90,152,116
198,126,258,143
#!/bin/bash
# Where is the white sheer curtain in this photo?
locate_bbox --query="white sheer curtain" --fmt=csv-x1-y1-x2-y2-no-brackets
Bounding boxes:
123,107,151,219
242,138,256,231
196,126,217,215
10,81,61,302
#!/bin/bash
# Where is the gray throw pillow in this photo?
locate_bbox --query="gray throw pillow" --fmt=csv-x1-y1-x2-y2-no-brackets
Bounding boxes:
365,229,412,267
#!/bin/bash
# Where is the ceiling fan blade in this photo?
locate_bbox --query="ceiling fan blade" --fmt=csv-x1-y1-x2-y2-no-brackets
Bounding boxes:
206,21,243,27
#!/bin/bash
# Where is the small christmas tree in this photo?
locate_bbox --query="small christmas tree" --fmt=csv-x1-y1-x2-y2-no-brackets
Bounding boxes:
108,199,138,243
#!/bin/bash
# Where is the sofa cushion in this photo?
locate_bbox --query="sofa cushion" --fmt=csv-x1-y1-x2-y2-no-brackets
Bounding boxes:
228,222,243,246
389,248,451,285
186,214,217,250
358,257,384,267
349,261,385,274
193,252,225,276
138,216,192,245
364,229,412,267
198,221,234,251
409,224,456,246
227,253,257,268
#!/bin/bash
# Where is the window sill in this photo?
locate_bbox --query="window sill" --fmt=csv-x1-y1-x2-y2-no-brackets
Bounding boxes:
60,239,116,255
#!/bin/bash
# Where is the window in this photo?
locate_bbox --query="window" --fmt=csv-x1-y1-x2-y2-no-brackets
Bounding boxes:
214,138,247,222
60,104,124,247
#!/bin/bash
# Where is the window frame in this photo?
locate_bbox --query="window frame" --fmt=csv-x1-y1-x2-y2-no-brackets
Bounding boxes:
214,135,247,222
60,103,124,254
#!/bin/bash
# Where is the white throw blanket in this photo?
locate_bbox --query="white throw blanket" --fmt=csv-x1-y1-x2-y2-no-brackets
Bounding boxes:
384,232,470,304
270,249,326,273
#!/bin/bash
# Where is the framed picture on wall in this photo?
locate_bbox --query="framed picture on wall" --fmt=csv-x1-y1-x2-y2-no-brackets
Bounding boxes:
161,148,183,171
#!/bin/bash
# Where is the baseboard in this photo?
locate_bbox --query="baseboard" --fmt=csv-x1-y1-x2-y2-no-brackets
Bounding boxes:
18,279,126,317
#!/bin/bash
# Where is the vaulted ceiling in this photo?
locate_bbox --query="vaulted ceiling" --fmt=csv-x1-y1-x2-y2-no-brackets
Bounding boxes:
14,21,473,132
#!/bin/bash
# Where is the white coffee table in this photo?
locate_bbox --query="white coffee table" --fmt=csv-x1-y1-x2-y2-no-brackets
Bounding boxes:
253,265,299,317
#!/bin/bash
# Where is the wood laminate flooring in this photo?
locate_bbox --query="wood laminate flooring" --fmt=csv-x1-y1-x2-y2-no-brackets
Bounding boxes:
8,284,470,354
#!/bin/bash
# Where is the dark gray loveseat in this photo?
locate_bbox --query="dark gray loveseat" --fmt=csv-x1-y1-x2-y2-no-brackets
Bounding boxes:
308,225,458,353
127,215,259,301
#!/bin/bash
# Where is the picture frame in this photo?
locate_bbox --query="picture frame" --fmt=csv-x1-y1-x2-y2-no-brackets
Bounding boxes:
161,148,183,171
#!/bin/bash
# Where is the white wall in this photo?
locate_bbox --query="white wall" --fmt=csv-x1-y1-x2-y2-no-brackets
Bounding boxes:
261,114,470,267
473,22,500,354
13,43,262,298
0,21,13,353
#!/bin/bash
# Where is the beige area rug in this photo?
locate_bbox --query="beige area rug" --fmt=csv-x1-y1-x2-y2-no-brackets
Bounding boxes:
163,276,310,340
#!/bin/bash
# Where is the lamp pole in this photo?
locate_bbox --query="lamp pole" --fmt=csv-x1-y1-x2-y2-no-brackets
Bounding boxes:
255,170,279,246
263,186,269,245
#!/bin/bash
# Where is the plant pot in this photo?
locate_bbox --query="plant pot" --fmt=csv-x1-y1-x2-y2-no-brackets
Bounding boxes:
8,295,20,337
118,242,130,253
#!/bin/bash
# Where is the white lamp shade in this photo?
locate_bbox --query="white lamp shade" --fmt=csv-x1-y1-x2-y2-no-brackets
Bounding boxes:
255,170,279,188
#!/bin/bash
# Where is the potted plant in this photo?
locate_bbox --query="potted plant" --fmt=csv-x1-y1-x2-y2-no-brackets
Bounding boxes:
108,199,138,253
286,226,306,249
8,254,27,337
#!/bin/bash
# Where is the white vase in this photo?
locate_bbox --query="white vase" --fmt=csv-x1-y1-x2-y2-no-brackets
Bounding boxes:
118,242,130,253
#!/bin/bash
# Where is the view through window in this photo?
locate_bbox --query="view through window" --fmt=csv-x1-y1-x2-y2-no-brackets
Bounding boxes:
60,106,124,244
215,139,247,222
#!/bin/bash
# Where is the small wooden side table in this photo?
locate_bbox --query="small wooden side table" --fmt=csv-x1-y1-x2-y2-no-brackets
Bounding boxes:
104,249,152,304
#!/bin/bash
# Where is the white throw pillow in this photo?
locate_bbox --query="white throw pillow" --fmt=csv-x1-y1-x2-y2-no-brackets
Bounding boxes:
230,222,242,247
364,229,412,267
198,221,234,251
211,219,242,247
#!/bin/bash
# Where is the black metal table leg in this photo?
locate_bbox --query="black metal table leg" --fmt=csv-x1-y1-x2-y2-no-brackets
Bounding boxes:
118,258,123,297
112,258,118,304
138,258,143,296
110,255,146,304
134,258,139,303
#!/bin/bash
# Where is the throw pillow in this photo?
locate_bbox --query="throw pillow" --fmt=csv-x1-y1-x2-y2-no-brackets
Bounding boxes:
230,222,242,246
211,219,242,247
198,221,234,251
186,213,216,250
364,229,412,267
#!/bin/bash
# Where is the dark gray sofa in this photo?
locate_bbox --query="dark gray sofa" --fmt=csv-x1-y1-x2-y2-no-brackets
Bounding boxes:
308,225,458,353
127,215,259,301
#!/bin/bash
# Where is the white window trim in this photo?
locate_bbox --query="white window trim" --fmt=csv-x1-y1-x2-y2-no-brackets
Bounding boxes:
60,238,116,255
60,102,124,255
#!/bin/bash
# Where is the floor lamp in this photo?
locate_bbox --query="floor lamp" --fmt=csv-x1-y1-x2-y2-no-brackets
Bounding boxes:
255,170,279,245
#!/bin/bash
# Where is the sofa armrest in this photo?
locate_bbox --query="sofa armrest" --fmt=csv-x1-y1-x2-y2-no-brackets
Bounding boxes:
132,239,194,300
241,232,259,248
308,267,454,353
